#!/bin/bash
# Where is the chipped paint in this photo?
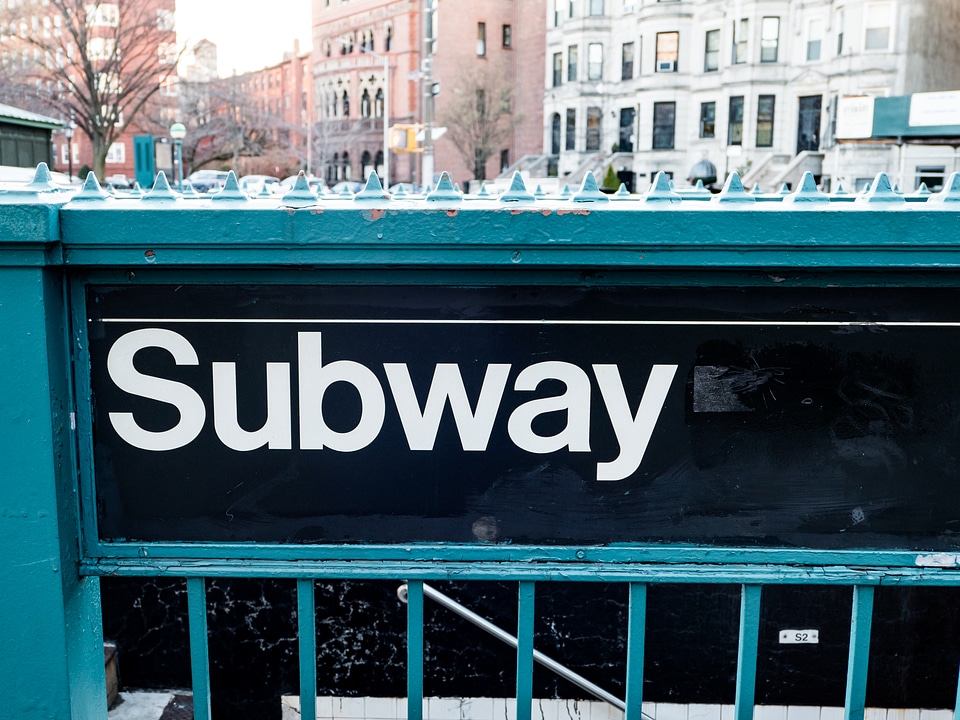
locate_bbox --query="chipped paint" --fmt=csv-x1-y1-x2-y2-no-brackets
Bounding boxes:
915,553,960,567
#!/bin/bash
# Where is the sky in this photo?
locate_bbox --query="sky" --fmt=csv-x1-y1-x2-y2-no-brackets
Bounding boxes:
176,0,313,77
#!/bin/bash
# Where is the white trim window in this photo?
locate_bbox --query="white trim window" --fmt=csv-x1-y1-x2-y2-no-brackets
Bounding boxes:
806,18,823,61
863,1,893,51
105,142,125,165
86,3,119,27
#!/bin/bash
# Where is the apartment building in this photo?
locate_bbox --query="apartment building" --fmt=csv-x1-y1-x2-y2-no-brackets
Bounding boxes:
310,0,545,187
544,0,960,192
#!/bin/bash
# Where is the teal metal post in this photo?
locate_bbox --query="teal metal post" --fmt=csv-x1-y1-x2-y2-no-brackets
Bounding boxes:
0,191,106,718
187,578,212,720
735,585,762,720
297,579,317,720
625,583,647,720
844,586,875,720
407,581,424,720
516,582,536,720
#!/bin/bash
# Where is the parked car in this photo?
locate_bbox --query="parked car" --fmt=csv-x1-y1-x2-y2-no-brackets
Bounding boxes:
240,174,281,195
330,180,365,195
279,174,327,194
186,170,229,194
105,174,133,190
388,182,422,195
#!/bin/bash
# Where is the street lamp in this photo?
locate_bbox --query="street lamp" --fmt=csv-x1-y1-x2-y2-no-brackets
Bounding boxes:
63,120,76,182
335,39,390,187
170,122,186,192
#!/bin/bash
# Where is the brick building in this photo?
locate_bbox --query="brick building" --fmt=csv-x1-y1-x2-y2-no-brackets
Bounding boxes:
310,0,545,188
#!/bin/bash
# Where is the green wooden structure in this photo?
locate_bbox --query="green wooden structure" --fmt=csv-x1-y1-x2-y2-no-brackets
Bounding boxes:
4,164,960,719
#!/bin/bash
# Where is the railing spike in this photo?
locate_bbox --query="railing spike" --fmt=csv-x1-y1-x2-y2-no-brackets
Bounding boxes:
69,171,111,202
500,171,535,202
643,171,681,204
927,171,960,204
210,171,249,203
782,171,829,205
354,171,391,201
426,172,462,201
282,171,319,208
714,172,755,204
856,172,904,204
572,172,609,203
142,171,179,202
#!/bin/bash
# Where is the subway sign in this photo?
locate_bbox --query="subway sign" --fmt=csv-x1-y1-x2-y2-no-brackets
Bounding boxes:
87,284,960,547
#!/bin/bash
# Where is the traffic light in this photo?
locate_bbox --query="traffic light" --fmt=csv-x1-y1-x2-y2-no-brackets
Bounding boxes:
389,124,421,153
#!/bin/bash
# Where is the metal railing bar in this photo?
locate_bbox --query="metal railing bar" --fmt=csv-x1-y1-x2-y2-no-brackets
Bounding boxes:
517,582,536,720
411,582,645,715
844,586,875,720
625,583,648,720
186,578,212,720
953,655,960,720
406,580,425,720
296,579,317,720
734,585,762,720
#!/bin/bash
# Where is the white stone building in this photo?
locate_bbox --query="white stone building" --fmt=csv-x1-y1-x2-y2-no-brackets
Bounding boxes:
542,0,960,193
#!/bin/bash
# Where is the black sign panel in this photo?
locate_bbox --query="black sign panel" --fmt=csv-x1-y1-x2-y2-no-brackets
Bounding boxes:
87,284,960,548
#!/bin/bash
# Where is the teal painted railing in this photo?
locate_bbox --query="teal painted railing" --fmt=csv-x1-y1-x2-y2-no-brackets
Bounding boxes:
4,165,960,719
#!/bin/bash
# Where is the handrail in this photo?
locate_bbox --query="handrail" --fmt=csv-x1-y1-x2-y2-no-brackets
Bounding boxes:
398,582,653,718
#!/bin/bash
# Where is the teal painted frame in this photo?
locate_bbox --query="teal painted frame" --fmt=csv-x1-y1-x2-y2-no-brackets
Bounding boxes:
9,175,960,718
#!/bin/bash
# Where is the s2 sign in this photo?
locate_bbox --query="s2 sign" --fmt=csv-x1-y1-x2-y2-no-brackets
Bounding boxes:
86,284,960,548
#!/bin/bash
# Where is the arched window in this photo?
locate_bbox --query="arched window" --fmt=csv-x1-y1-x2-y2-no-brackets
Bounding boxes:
342,90,349,117
332,152,340,181
361,150,372,179
375,150,384,180
324,40,331,57
342,152,351,180
361,89,371,118
551,113,561,154
374,88,384,118
385,25,392,52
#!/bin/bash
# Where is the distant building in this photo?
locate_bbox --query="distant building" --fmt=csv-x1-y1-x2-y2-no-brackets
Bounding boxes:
310,0,545,188
543,0,960,193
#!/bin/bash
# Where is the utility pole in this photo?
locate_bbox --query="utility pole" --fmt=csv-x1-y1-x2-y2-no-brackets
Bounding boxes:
422,0,435,190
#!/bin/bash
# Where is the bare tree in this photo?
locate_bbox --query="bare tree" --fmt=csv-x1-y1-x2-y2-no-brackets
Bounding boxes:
0,0,179,179
438,61,520,181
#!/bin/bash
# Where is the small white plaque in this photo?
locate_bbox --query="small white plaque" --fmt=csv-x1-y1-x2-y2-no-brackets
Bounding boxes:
779,629,819,644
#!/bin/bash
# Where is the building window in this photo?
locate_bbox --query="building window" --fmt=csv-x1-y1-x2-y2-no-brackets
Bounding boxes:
157,8,175,32
553,0,560,27
551,113,562,154
756,95,775,146
836,9,845,56
704,29,719,71
864,2,892,51
477,22,486,56
105,141,125,164
552,52,563,87
385,25,392,51
375,89,384,118
589,0,603,15
916,166,946,192
565,108,576,150
500,148,510,172
728,96,744,145
621,42,634,80
732,19,748,64
587,43,603,81
761,17,779,62
586,106,602,150
652,102,676,149
502,24,512,47
361,89,371,118
700,101,716,138
342,90,350,116
807,19,823,61
655,31,678,72
567,45,578,81
569,0,578,19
